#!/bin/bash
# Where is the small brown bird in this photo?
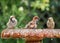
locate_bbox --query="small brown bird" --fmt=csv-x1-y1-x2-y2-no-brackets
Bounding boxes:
47,17,55,29
25,16,39,29
7,15,17,29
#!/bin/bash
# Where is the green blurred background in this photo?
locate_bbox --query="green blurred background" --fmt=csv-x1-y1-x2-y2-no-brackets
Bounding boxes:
0,0,60,43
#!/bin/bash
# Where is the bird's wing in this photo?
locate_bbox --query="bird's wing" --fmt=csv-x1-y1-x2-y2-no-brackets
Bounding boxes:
25,22,31,28
51,21,55,28
13,19,17,27
47,20,50,28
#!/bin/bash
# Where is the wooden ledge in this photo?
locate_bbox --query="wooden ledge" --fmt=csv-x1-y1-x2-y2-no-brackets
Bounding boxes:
1,29,60,40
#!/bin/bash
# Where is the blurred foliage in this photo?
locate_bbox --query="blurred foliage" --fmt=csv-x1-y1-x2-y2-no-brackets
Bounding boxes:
31,0,49,11
0,0,60,43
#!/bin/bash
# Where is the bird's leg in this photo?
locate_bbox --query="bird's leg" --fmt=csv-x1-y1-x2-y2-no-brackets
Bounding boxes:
26,40,42,43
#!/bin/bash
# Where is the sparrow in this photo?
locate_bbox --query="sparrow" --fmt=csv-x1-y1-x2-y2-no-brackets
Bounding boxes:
7,15,17,29
25,16,39,29
47,17,55,29
47,17,55,40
